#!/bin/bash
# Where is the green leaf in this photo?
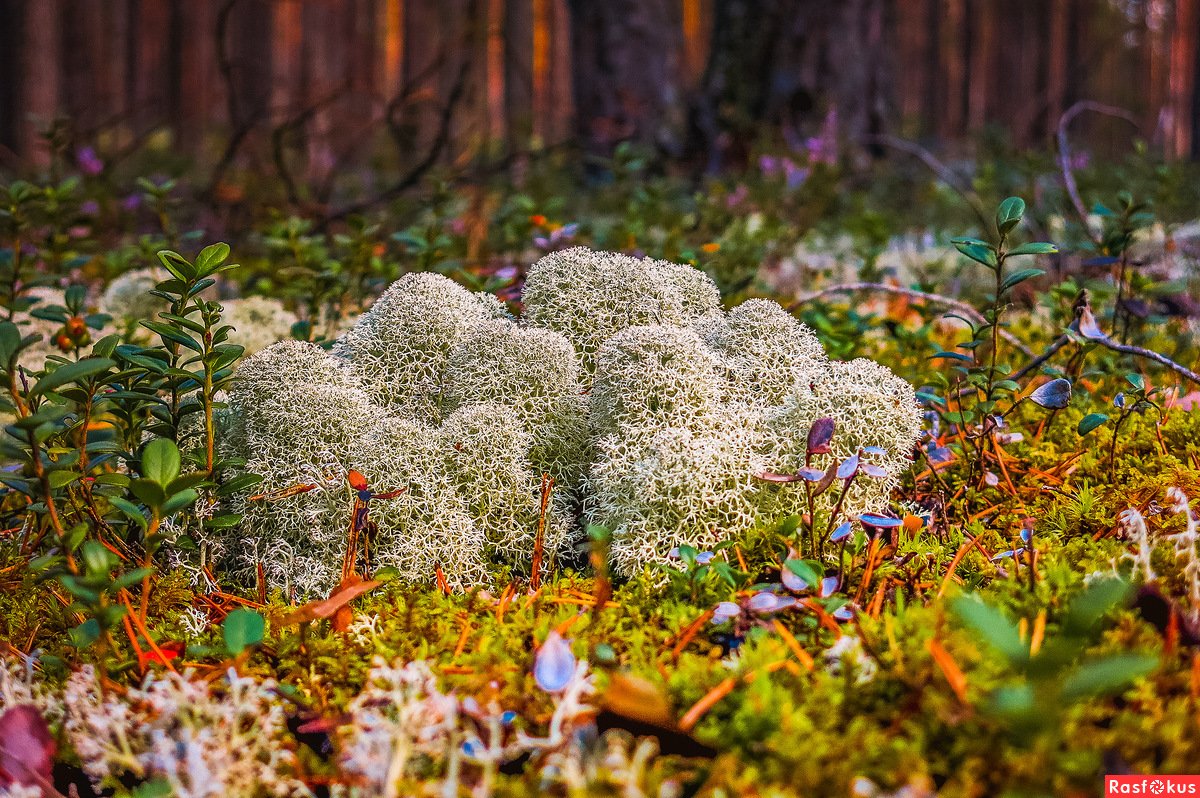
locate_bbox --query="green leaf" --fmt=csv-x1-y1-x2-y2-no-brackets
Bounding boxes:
930,351,974,363
217,473,263,497
47,470,78,489
157,250,195,281
1061,653,1157,701
1077,413,1109,435
1007,242,1058,256
949,595,1028,666
1125,373,1145,392
80,539,116,575
1000,268,1045,293
33,358,115,396
68,618,101,648
111,567,156,592
223,608,265,656
954,241,999,269
108,497,148,528
141,321,202,353
162,488,199,515
996,197,1026,235
1063,577,1132,636
129,478,166,508
196,242,231,276
205,514,242,529
0,321,21,365
785,559,823,587
141,438,181,487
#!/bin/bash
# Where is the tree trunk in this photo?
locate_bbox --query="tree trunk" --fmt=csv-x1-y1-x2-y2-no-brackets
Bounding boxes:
566,0,685,158
691,0,889,171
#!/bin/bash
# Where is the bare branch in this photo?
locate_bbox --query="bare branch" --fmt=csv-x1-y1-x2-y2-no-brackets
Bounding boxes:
788,281,1034,357
1056,100,1138,244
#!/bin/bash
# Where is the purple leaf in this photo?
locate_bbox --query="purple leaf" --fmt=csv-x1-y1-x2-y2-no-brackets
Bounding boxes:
0,705,55,789
533,631,576,693
782,568,808,592
836,454,860,480
861,464,888,479
797,467,827,482
820,576,840,598
1028,378,1072,409
755,471,808,483
830,522,853,542
926,445,954,463
695,551,715,565
712,601,743,624
1077,307,1109,341
991,548,1026,561
748,591,797,614
832,605,855,621
858,513,903,529
861,445,886,455
806,418,836,455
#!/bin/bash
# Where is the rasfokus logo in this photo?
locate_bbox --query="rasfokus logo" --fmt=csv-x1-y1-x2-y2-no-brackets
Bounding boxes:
1106,776,1200,795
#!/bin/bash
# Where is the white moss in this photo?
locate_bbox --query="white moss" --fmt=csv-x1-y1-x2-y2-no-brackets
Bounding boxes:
589,324,727,439
589,405,765,577
332,272,509,421
760,358,922,518
100,267,169,326
523,247,708,373
220,296,298,356
443,318,589,487
701,298,826,405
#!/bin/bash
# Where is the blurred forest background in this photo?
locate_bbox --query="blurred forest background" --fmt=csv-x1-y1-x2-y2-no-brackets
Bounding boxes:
0,0,1197,194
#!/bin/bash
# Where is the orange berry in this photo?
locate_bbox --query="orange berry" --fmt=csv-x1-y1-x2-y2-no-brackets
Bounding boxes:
529,214,547,227
65,316,87,338
700,242,721,254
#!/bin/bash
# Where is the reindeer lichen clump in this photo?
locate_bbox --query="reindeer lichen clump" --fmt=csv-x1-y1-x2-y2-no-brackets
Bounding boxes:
222,247,922,592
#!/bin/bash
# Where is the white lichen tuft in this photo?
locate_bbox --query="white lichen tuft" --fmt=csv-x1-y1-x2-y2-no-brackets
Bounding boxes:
589,405,765,577
437,402,573,563
219,252,922,591
62,665,307,797
333,271,509,420
590,324,727,440
443,318,589,487
220,295,299,356
219,341,381,595
100,267,169,327
522,247,711,373
760,358,921,518
702,298,826,405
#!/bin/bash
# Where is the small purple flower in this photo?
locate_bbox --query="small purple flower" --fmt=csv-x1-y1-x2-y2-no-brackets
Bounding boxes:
783,160,809,190
80,200,100,216
533,630,575,693
77,146,104,176
121,194,142,212
725,183,749,209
